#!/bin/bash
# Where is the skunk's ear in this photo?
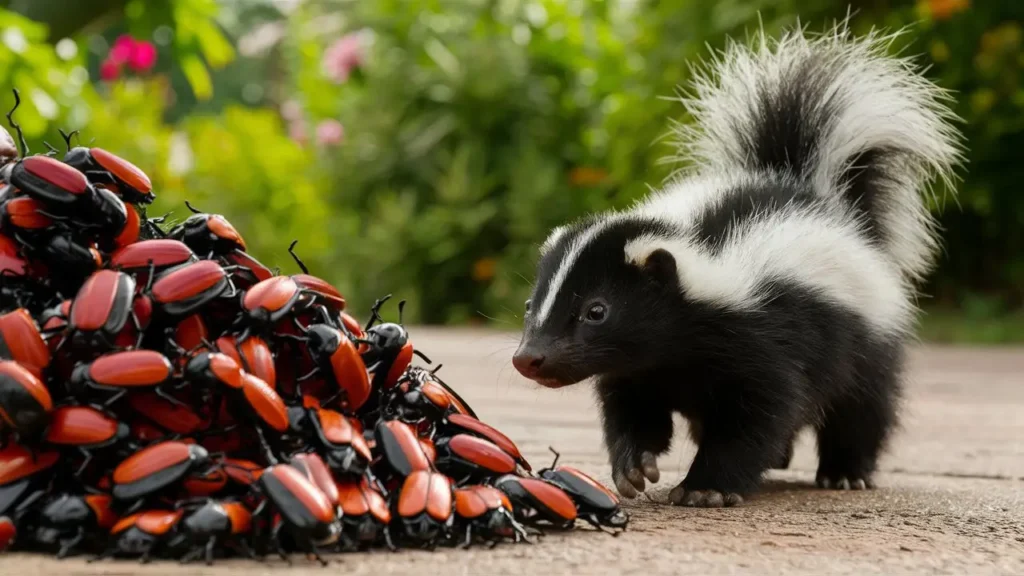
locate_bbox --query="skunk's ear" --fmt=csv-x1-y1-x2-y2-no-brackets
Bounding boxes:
641,248,678,286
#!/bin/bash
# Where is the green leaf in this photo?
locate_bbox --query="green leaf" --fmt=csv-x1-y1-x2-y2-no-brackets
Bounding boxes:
180,54,213,100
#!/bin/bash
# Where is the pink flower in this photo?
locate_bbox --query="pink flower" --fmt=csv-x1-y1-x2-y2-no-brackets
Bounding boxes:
315,120,345,147
128,41,157,72
109,35,136,65
99,58,121,81
322,32,364,83
280,99,303,121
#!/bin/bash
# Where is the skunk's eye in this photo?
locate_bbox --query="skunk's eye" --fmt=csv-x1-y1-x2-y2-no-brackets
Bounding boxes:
583,302,608,325
524,299,532,313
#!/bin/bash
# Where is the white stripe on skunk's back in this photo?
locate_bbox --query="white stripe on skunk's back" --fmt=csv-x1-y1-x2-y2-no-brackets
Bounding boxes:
626,188,914,337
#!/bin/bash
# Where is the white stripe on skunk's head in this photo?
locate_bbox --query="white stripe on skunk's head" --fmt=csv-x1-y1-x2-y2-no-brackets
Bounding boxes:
513,217,688,388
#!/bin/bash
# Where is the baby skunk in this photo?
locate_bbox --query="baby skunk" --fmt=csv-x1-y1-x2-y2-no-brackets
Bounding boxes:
512,24,961,507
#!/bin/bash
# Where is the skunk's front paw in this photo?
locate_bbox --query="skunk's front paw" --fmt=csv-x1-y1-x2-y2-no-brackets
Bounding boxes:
668,484,743,508
815,473,874,490
611,451,660,499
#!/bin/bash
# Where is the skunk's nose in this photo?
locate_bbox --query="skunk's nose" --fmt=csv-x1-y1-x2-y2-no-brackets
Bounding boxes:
512,349,546,378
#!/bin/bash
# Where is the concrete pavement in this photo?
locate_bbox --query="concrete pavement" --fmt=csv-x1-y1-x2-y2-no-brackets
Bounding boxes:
8,329,1024,574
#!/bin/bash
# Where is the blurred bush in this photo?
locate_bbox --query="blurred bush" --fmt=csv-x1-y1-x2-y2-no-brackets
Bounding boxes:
1,0,1022,329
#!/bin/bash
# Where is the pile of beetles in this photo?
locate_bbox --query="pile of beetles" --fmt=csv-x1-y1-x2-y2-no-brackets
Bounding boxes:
0,90,627,565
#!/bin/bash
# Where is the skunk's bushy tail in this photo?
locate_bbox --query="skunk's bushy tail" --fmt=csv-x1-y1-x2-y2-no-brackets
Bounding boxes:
672,23,962,283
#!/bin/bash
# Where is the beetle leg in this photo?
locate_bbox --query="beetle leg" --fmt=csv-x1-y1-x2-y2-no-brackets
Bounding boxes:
382,526,396,552
57,526,85,559
460,525,473,549
205,535,217,565
179,546,203,564
75,447,93,477
88,546,114,563
236,538,257,560
296,368,320,382
155,385,188,408
102,388,127,407
139,543,153,564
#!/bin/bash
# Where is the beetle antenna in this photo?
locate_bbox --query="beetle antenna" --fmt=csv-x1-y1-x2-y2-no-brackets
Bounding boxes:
43,141,58,156
287,240,309,274
548,446,560,469
365,294,392,330
398,300,406,325
6,89,28,157
184,200,202,214
58,128,79,152
413,349,432,364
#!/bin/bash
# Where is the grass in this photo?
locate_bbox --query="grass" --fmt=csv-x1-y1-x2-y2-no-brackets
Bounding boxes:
917,308,1024,345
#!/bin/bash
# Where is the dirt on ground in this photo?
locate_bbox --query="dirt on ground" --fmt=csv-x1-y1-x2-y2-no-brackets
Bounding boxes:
7,329,1024,575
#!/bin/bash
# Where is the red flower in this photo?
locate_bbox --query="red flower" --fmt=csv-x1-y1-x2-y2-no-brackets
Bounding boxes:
100,58,121,81
128,41,157,72
109,35,136,65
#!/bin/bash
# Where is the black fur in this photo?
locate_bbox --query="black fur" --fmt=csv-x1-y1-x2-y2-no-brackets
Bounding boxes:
518,212,902,502
692,176,817,252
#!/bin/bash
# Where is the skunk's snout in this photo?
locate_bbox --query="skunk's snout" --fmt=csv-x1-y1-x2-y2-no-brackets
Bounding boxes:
512,346,545,379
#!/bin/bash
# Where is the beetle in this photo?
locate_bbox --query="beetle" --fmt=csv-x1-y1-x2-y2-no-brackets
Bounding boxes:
240,275,306,329
168,202,246,258
68,350,176,407
37,234,103,292
252,463,339,564
85,185,129,241
215,334,276,390
148,260,233,319
492,475,577,529
300,324,370,412
387,367,478,425
0,359,53,439
221,249,273,289
127,392,209,437
183,352,288,443
0,442,59,522
373,419,432,479
59,135,155,205
394,470,453,546
288,406,372,477
0,234,28,277
112,204,141,249
111,441,211,504
43,405,132,477
30,493,119,558
288,453,339,513
287,241,346,313
6,154,95,209
239,372,290,434
0,308,51,378
174,499,254,564
453,485,529,548
1,196,54,232
434,434,517,483
182,466,229,498
110,239,196,280
66,269,141,352
537,448,628,531
359,296,418,391
336,477,393,551
100,509,184,562
441,413,530,472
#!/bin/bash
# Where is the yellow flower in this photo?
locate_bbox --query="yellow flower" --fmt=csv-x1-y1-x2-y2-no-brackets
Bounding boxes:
472,257,497,282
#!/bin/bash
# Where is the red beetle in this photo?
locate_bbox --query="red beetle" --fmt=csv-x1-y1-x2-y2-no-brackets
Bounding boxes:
0,515,15,551
215,334,276,389
100,509,184,561
111,441,211,504
62,141,155,205
290,406,372,476
493,475,577,529
7,154,93,208
67,269,141,352
177,499,254,564
0,360,53,438
128,392,209,436
240,372,289,433
374,420,432,478
395,470,453,545
289,453,339,511
0,442,60,524
110,239,196,279
242,275,304,327
182,466,229,498
32,493,120,558
1,196,53,231
538,449,628,530
301,324,371,412
453,485,528,547
168,202,246,257
253,463,339,564
149,260,232,318
288,241,346,312
169,314,210,358
434,434,517,480
69,350,175,406
221,249,273,288
43,405,131,476
336,477,392,550
113,204,141,249
442,413,530,471
0,308,50,378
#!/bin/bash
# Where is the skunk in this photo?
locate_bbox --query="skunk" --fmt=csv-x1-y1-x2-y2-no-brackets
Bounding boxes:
512,24,961,507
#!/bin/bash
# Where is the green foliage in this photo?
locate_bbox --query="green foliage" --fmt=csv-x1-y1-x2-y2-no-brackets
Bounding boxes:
1,0,1022,338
